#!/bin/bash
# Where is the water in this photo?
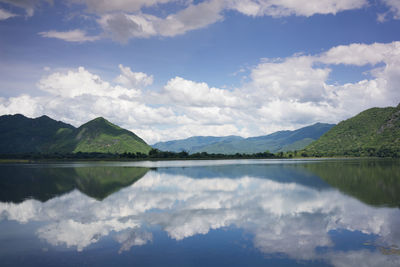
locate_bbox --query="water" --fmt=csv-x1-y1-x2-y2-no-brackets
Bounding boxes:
0,159,399,266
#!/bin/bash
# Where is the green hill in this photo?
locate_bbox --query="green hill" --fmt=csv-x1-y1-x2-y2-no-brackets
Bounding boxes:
51,117,151,154
303,104,400,157
0,115,151,154
153,123,335,154
0,114,75,153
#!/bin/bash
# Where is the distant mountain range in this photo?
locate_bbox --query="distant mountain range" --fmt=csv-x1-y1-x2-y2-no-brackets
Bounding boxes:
153,123,335,154
0,114,151,154
303,104,400,157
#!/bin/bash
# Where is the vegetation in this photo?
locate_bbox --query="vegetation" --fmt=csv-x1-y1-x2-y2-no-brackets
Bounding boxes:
0,149,277,161
0,115,151,155
153,123,335,154
302,104,400,157
0,114,74,153
51,117,151,154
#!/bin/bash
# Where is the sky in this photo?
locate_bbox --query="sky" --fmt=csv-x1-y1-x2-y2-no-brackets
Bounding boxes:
0,0,400,144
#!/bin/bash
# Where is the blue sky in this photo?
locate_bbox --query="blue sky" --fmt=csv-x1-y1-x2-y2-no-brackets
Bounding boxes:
0,0,400,143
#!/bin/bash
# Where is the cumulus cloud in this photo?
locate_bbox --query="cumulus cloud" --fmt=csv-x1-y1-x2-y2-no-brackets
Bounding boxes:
38,29,100,42
0,162,399,266
115,64,153,88
316,41,400,110
249,56,331,103
0,8,16,20
318,42,400,66
160,76,245,107
37,66,141,98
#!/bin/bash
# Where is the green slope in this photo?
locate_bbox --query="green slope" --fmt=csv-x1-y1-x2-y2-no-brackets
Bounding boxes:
0,115,151,154
51,117,151,154
0,114,75,153
303,104,400,157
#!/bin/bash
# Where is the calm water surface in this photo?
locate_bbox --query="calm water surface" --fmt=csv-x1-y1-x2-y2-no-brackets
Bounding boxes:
0,159,399,266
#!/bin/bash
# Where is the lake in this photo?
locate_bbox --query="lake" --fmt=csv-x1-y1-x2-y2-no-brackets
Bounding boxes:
0,159,399,266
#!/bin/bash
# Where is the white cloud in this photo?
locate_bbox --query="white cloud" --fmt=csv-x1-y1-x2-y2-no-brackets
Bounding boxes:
317,41,400,110
0,8,16,20
156,0,224,37
382,0,400,19
37,66,141,98
71,0,369,18
249,56,331,103
38,29,100,42
115,64,153,88
243,41,400,127
318,42,400,66
0,94,42,118
228,0,368,17
161,76,245,107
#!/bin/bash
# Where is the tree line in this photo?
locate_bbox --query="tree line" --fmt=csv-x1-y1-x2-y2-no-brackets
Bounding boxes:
1,147,398,161
0,149,277,160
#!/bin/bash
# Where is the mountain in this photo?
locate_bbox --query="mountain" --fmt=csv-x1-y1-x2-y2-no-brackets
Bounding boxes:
153,135,244,154
153,123,335,154
50,117,151,154
303,104,400,157
0,114,74,153
0,114,151,154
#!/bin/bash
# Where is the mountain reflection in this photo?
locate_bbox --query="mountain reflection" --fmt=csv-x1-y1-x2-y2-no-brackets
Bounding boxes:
0,165,149,202
0,160,399,266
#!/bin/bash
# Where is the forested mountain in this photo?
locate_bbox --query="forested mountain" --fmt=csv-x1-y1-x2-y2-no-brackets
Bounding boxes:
0,115,151,154
303,104,400,157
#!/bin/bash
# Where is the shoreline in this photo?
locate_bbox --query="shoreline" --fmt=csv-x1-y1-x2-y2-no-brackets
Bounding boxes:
0,156,392,164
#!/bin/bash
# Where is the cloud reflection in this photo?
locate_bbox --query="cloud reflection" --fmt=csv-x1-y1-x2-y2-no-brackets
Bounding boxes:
0,167,399,265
